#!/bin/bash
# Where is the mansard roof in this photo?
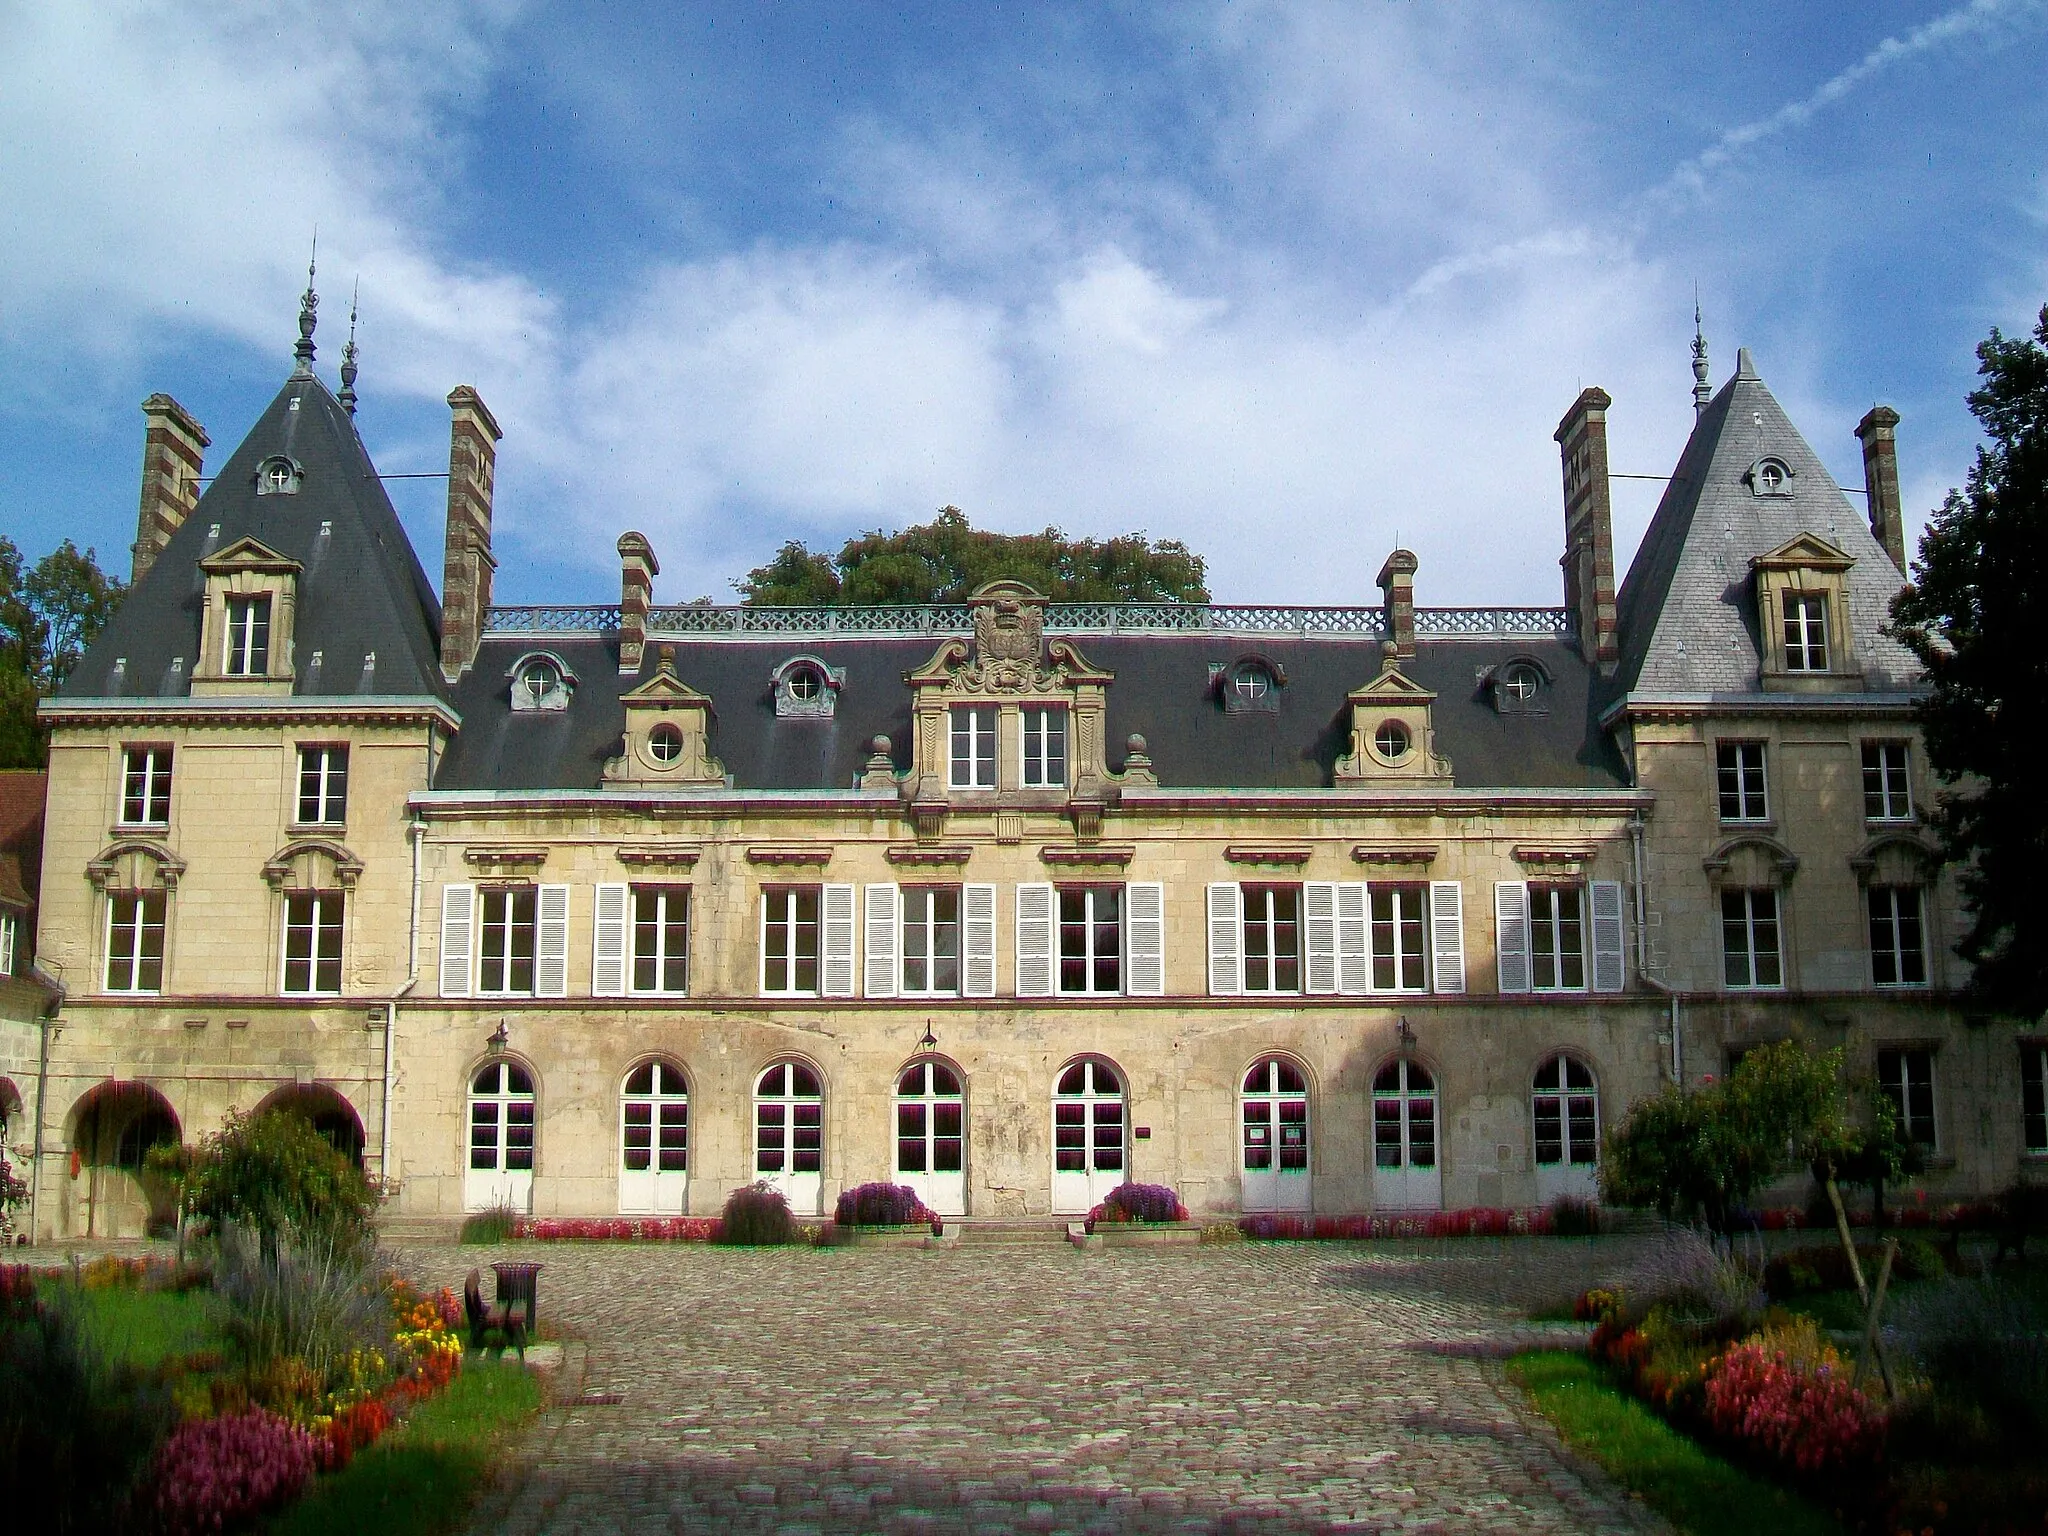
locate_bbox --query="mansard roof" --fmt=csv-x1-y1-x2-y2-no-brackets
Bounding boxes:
64,372,446,701
1610,348,1921,699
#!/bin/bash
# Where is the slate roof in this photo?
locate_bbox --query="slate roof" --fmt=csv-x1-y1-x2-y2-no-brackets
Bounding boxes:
433,630,1629,793
63,372,445,702
1609,348,1921,699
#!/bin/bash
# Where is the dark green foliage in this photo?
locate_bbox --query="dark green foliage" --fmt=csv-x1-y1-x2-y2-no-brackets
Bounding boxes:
716,1182,797,1245
1893,1276,2048,1442
1547,1195,1603,1236
457,1205,517,1246
167,1109,377,1248
736,505,1210,606
1888,304,2048,1020
0,534,126,768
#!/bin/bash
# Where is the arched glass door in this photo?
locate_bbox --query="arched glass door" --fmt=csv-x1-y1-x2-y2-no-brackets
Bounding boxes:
755,1061,824,1214
466,1061,535,1212
620,1059,689,1214
1052,1058,1125,1213
895,1060,966,1216
1371,1059,1440,1211
1241,1057,1310,1212
1533,1054,1600,1204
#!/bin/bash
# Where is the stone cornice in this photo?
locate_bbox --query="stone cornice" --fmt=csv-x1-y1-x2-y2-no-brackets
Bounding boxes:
1602,690,1925,729
42,696,459,732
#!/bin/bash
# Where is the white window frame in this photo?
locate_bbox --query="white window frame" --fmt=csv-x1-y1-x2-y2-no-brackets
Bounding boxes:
475,884,566,998
121,746,172,827
2023,1043,2048,1156
1240,884,1302,995
1721,887,1784,990
0,911,15,976
1532,1055,1600,1168
1868,884,1926,988
949,705,996,789
104,889,166,995
1021,705,1068,789
1056,884,1122,996
1783,592,1829,671
224,592,271,676
1877,1047,1938,1152
295,744,348,826
900,885,962,999
1369,883,1430,994
1716,741,1769,822
1529,884,1587,993
630,885,690,997
280,889,344,996
761,886,822,998
1862,741,1912,822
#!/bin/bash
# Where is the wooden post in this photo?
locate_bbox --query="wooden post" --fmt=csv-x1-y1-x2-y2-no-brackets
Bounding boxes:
1856,1235,1900,1402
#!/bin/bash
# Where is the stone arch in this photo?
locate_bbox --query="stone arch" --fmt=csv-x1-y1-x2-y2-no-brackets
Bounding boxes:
64,1080,182,1238
254,1082,368,1167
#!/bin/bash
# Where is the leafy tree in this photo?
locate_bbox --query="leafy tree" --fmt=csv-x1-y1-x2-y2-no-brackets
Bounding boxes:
1889,303,2048,1021
736,505,1210,606
155,1108,376,1251
0,535,126,768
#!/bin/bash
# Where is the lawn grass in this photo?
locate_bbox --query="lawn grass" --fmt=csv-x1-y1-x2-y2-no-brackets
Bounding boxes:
54,1282,231,1367
1508,1351,1842,1536
264,1359,544,1536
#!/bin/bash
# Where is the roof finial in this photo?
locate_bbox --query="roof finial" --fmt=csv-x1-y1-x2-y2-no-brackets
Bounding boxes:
1691,292,1712,417
338,279,360,417
293,233,319,375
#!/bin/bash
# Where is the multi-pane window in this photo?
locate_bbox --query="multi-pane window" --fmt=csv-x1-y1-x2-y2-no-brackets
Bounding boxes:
296,745,348,825
902,887,960,996
949,706,996,789
1242,885,1301,994
1022,706,1067,788
1532,1055,1599,1168
1057,886,1121,995
1722,888,1783,989
105,891,166,993
224,594,272,676
631,887,689,995
122,746,173,826
755,1062,824,1175
2023,1045,2048,1155
478,887,538,996
1877,1047,1937,1150
1783,593,1829,671
1868,886,1926,987
1862,742,1912,821
282,892,344,995
1530,885,1586,991
0,912,15,976
762,887,821,995
1716,742,1768,821
1370,885,1429,991
622,1060,689,1175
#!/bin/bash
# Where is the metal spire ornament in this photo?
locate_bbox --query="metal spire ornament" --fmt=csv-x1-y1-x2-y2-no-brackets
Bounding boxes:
1691,298,1712,417
339,280,360,417
293,236,319,375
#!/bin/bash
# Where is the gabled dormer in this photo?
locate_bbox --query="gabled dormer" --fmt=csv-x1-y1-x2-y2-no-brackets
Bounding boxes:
1334,645,1453,786
1749,532,1862,693
190,536,301,697
602,646,726,788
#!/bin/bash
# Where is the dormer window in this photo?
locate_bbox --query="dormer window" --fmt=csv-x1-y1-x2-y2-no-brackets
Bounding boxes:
1500,665,1539,701
1374,720,1412,762
1747,456,1794,497
1216,656,1284,714
1783,593,1829,671
647,723,683,764
508,653,574,713
255,455,302,496
770,656,845,718
1489,657,1551,715
224,595,271,676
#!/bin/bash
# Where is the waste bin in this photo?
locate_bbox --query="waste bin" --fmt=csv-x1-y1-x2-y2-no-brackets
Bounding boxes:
491,1261,542,1331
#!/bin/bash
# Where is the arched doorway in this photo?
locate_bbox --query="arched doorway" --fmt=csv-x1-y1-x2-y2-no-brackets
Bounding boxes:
1241,1056,1310,1212
1532,1054,1600,1204
255,1084,367,1167
67,1081,181,1238
754,1061,823,1214
1051,1058,1125,1214
894,1059,965,1216
619,1059,689,1214
1371,1058,1440,1211
465,1060,536,1212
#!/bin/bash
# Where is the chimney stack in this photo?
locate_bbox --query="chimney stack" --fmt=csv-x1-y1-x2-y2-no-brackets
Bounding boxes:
1856,406,1906,574
439,386,502,681
1554,386,1619,673
133,394,209,584
617,532,658,673
1377,549,1418,661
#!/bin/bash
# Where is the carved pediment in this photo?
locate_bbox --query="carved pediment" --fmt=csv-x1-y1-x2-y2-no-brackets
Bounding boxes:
604,646,725,787
199,535,302,576
906,583,1110,697
1347,666,1438,705
1750,532,1854,574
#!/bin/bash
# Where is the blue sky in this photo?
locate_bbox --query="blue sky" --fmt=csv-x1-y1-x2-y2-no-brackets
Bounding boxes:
2,2,2044,607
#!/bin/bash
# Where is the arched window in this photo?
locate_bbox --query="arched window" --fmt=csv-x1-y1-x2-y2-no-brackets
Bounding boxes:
619,1059,689,1215
895,1060,966,1216
466,1060,536,1213
754,1062,824,1214
1532,1054,1600,1203
1241,1057,1309,1212
1051,1058,1125,1214
1372,1059,1440,1211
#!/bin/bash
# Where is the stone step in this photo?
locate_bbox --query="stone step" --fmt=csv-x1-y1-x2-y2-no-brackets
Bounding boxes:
952,1219,1075,1245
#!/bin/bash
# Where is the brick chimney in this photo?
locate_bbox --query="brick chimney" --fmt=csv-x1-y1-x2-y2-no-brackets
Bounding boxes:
1856,405,1906,574
617,532,658,674
439,386,502,681
132,394,208,584
1554,386,1619,673
1377,548,1417,662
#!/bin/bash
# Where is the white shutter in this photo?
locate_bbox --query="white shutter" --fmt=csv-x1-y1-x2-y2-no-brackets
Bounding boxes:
1125,882,1165,996
1494,880,1531,994
821,882,856,997
962,883,997,998
1015,883,1054,998
439,883,474,998
1303,882,1338,995
864,883,901,999
592,883,629,997
1590,879,1626,993
1431,880,1466,995
535,883,570,997
1206,882,1243,996
1336,882,1369,994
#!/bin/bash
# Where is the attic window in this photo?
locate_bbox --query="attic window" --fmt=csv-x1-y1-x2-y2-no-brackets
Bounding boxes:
1490,658,1550,715
647,723,683,763
256,456,302,496
769,655,844,719
1501,665,1539,701
1374,721,1412,762
1748,457,1793,497
508,653,574,713
1217,657,1284,714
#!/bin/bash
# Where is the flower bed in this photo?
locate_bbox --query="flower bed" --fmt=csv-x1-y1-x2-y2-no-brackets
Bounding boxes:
1083,1183,1190,1233
833,1182,940,1230
1239,1206,1551,1240
511,1215,723,1241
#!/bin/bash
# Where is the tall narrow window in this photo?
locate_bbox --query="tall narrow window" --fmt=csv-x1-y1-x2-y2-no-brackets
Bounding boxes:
755,1062,824,1175
1241,885,1301,994
105,890,166,993
631,887,689,995
2023,1045,2048,1156
1876,1047,1937,1150
1530,885,1586,991
296,745,348,825
1783,594,1829,671
902,887,961,997
122,746,173,826
282,891,344,995
224,594,272,676
1862,742,1912,821
1532,1055,1600,1169
1722,888,1783,989
1716,742,1768,821
1057,886,1121,995
761,887,821,995
478,887,538,996
1868,886,1926,987
1370,885,1428,991
949,706,996,789
1021,706,1067,788
0,912,16,976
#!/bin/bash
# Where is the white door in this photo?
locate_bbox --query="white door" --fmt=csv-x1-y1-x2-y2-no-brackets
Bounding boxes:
465,1060,536,1212
1371,1058,1441,1211
895,1060,966,1216
1533,1054,1601,1204
1241,1057,1311,1212
619,1059,689,1214
1052,1058,1126,1213
754,1061,824,1215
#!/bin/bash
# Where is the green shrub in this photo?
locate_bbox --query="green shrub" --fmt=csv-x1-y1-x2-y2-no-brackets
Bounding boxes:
1547,1196,1603,1236
213,1223,390,1392
174,1110,377,1248
1893,1277,2048,1443
458,1205,518,1246
716,1183,796,1246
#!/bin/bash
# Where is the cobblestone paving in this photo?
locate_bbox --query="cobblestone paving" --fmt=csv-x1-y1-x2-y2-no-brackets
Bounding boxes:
411,1236,1672,1535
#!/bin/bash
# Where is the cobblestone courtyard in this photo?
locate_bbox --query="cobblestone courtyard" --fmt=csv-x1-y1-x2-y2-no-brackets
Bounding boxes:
410,1236,1670,1535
